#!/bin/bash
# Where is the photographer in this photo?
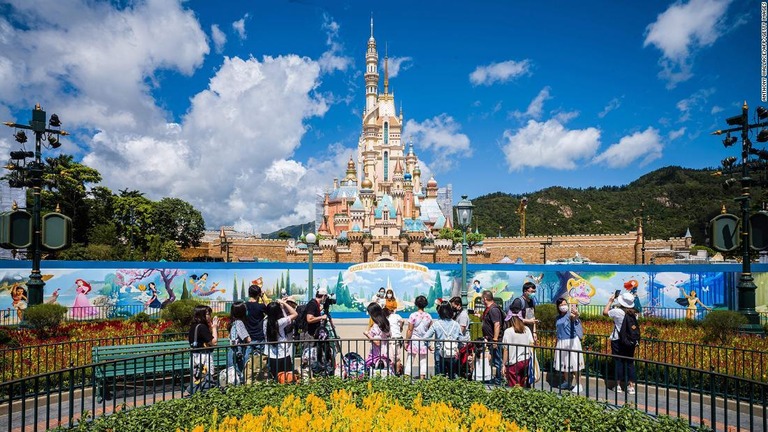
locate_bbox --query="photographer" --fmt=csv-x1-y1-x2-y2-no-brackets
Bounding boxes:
304,288,333,374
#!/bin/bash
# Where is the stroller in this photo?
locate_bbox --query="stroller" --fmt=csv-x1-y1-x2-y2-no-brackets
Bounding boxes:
340,352,367,380
365,355,394,378
457,340,477,380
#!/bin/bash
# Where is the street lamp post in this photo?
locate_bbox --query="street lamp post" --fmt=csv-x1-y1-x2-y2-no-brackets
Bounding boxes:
517,197,528,236
455,195,474,308
305,232,317,302
4,105,66,306
712,100,768,333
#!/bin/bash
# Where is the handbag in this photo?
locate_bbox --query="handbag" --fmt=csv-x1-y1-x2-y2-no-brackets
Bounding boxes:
527,353,541,385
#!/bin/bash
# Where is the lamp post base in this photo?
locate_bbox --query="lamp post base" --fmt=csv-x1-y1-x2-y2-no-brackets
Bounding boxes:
736,273,764,335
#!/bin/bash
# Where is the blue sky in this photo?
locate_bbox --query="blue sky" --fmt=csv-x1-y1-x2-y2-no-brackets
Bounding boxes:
0,0,759,234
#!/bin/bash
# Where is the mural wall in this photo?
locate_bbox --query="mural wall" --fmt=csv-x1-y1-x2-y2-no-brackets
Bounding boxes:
0,261,763,322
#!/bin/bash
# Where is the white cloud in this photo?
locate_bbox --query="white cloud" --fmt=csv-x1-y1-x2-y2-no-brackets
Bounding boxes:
598,98,622,118
211,24,227,54
232,14,249,40
0,0,209,130
711,105,723,114
593,127,663,168
510,87,551,120
669,127,686,140
676,88,715,122
643,0,732,88
404,114,472,172
318,14,352,73
385,56,412,78
469,59,531,86
0,2,359,233
501,118,601,170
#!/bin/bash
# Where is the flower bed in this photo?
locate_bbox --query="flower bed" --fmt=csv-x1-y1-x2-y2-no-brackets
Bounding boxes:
59,377,694,432
193,390,524,432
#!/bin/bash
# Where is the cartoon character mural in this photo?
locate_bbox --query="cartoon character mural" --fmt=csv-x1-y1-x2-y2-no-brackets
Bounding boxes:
71,279,98,318
565,272,596,305
190,273,224,297
0,263,753,321
11,284,27,320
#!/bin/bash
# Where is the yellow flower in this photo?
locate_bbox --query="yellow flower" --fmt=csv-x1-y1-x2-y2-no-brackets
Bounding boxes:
189,390,528,432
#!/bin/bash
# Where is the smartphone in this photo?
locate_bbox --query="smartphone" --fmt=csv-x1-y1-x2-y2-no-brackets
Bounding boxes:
614,290,621,298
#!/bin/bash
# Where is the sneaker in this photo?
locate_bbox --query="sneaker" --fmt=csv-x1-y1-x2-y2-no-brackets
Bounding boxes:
571,384,583,393
615,386,624,393
627,386,636,395
557,381,572,390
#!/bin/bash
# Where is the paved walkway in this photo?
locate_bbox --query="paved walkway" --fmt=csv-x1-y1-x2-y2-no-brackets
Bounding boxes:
0,319,764,431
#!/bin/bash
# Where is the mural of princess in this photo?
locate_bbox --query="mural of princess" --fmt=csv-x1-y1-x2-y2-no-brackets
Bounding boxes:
72,279,98,318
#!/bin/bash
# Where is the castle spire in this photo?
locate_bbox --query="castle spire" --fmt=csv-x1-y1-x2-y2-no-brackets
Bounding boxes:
384,43,389,95
365,17,379,113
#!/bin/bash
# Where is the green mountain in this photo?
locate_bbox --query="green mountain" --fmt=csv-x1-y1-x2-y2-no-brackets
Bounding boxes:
262,222,315,240
270,166,756,246
471,166,746,244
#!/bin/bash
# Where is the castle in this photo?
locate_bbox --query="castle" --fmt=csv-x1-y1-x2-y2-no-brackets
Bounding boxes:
179,22,695,265
316,19,453,242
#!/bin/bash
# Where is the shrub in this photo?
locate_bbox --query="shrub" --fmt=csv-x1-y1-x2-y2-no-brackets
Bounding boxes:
24,304,67,339
644,326,661,339
535,303,557,331
66,377,692,432
128,312,152,323
161,299,204,331
0,327,18,348
701,310,747,345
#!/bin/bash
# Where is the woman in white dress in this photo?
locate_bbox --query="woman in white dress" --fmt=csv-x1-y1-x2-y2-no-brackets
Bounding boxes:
554,298,585,392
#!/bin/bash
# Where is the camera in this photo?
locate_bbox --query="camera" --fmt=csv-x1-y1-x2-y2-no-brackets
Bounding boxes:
324,294,337,307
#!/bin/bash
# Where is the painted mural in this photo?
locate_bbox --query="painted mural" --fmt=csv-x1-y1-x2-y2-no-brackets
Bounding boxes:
0,262,761,323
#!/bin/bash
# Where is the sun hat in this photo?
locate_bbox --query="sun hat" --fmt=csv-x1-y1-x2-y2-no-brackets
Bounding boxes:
617,292,635,308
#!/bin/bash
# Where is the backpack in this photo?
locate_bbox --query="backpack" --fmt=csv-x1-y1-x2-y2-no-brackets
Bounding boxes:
618,312,640,347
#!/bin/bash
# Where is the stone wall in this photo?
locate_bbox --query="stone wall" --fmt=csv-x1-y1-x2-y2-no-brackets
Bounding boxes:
181,231,692,265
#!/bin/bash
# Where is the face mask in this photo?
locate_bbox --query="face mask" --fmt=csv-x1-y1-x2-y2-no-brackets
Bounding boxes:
559,305,569,313
386,294,393,298
378,292,384,297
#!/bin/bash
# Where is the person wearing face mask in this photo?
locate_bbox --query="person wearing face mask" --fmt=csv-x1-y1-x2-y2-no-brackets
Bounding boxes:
554,298,584,393
385,288,398,313
372,287,386,307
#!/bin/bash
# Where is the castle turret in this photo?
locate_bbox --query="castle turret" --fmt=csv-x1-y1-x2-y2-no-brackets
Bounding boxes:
365,17,379,113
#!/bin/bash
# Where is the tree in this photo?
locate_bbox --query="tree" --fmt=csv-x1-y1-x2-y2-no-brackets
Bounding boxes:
278,231,291,239
152,197,205,249
113,190,154,259
41,155,102,244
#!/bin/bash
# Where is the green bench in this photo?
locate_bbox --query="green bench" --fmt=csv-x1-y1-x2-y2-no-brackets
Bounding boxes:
92,340,229,400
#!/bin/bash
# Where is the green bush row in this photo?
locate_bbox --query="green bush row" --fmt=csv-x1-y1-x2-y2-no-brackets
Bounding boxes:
61,377,701,432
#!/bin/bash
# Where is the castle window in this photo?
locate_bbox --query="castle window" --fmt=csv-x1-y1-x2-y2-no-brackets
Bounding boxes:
384,122,389,145
384,227,389,235
383,151,389,181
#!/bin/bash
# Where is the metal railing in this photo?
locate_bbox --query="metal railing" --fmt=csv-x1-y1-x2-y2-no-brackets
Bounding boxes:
0,338,765,431
3,304,767,326
0,301,240,326
0,333,188,383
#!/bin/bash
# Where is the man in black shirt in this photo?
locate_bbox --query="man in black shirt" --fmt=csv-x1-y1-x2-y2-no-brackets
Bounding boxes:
244,283,267,356
480,290,504,385
511,281,538,342
304,288,331,374
305,288,328,337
